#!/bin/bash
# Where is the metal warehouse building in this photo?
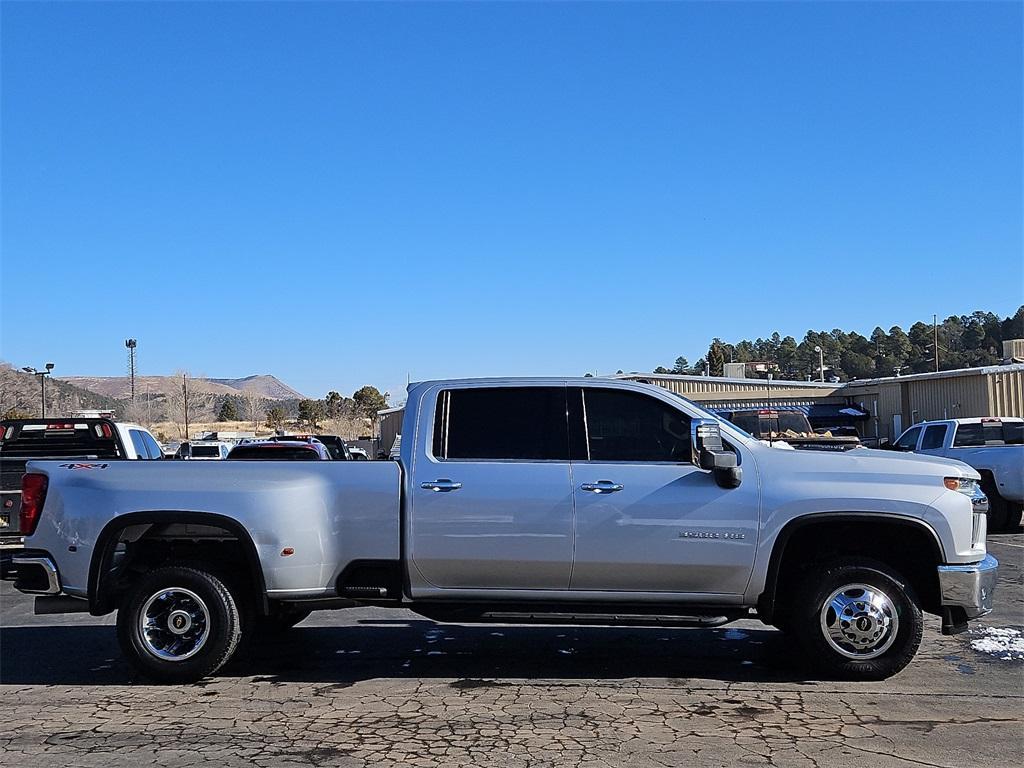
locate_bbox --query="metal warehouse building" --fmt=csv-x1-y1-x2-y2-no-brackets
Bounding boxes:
378,363,1024,450
619,364,1024,443
840,364,1024,442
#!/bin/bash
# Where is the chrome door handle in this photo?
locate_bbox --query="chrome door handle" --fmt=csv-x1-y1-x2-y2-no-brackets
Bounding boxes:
580,480,623,493
421,479,462,492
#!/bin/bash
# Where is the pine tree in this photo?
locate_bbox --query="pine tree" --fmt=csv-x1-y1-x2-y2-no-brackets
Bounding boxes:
217,400,238,422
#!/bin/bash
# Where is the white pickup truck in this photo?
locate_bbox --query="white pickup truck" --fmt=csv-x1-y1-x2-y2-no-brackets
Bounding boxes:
892,417,1023,531
11,378,997,683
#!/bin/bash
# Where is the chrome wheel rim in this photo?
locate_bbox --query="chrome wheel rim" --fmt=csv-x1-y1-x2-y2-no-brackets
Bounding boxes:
819,583,899,660
139,587,211,662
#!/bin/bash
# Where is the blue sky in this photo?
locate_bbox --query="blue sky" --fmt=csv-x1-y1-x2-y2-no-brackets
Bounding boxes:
2,1,1021,401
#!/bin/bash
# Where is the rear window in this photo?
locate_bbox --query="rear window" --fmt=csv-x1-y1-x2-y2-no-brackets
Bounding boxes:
953,421,1024,447
0,421,123,459
228,445,321,460
189,444,223,458
727,412,759,434
432,387,569,461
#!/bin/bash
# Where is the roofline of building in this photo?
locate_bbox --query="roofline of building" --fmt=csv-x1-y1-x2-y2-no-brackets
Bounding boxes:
613,372,839,388
381,363,1024,414
841,362,1024,387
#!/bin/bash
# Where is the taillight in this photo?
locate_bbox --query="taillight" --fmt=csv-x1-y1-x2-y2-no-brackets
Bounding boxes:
20,473,48,536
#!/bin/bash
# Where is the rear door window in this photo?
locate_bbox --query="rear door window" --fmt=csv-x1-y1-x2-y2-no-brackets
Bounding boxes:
140,431,163,460
920,424,948,450
432,387,568,461
128,430,149,459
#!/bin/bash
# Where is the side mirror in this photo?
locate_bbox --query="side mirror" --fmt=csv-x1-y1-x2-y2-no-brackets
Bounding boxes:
691,418,742,489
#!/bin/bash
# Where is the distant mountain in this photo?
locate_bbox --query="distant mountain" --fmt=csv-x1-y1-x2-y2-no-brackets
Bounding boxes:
57,374,306,401
205,375,306,401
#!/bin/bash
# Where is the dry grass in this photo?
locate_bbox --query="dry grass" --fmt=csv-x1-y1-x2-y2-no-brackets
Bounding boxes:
146,417,372,443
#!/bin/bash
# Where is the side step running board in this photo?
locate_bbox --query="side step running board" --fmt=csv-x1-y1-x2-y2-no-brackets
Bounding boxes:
423,610,735,628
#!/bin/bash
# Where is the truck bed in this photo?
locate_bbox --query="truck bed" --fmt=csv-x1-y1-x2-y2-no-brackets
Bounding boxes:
24,459,403,599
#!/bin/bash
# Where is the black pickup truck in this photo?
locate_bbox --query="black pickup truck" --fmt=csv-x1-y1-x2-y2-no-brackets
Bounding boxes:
717,409,862,451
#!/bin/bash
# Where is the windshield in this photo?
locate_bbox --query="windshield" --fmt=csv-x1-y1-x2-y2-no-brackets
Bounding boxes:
189,445,222,458
775,413,812,433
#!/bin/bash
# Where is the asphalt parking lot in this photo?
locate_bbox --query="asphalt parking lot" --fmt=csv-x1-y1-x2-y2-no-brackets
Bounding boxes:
2,533,1022,768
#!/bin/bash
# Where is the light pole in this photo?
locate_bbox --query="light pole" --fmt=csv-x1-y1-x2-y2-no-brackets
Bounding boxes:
125,339,138,401
813,345,825,383
22,363,55,417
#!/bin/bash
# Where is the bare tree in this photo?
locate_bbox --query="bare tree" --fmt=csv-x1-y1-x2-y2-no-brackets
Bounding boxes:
166,372,216,439
241,387,266,431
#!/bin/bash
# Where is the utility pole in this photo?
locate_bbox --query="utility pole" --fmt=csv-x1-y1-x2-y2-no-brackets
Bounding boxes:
933,315,939,372
125,339,138,401
22,363,55,418
182,374,190,440
814,345,825,383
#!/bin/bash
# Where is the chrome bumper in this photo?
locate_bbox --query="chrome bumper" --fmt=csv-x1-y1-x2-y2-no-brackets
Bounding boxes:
11,555,61,595
937,554,998,619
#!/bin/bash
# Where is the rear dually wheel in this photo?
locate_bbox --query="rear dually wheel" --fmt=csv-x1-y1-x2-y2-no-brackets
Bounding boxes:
117,565,242,683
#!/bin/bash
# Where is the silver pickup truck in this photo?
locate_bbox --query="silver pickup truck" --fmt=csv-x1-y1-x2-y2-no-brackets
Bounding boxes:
891,417,1023,532
12,378,998,683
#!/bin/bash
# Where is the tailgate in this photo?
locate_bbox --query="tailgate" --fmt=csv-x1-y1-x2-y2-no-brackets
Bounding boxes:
0,459,28,541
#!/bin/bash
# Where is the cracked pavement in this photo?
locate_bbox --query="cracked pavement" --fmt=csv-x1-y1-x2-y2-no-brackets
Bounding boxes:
2,533,1022,767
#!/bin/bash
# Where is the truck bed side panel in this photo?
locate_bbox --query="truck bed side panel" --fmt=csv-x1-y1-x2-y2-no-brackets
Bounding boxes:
25,460,402,599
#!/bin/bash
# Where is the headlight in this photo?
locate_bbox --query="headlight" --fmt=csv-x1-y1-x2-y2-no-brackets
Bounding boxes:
944,477,979,495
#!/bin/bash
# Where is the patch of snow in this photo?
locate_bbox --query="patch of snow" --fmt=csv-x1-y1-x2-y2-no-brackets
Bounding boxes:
970,627,1024,661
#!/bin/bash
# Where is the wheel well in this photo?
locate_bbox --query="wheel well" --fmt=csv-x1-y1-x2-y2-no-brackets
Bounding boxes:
760,516,944,622
89,512,267,616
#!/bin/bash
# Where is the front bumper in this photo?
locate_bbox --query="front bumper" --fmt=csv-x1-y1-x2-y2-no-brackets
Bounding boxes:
937,554,998,620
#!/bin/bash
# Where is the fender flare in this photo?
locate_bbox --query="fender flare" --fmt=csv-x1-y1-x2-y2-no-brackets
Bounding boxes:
756,512,945,622
88,510,268,615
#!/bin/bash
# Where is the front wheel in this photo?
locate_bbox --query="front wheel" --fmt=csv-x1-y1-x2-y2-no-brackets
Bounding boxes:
116,565,242,683
791,558,923,680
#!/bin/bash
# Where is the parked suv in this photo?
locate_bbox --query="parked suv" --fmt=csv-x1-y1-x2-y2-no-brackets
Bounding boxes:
177,441,232,460
273,434,352,460
227,437,332,461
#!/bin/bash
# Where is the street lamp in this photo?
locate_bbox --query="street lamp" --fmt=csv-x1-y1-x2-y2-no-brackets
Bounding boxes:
22,362,55,417
813,345,825,383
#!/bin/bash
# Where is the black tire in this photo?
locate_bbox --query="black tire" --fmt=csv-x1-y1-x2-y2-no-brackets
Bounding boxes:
116,565,242,683
979,475,1010,532
790,558,923,680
